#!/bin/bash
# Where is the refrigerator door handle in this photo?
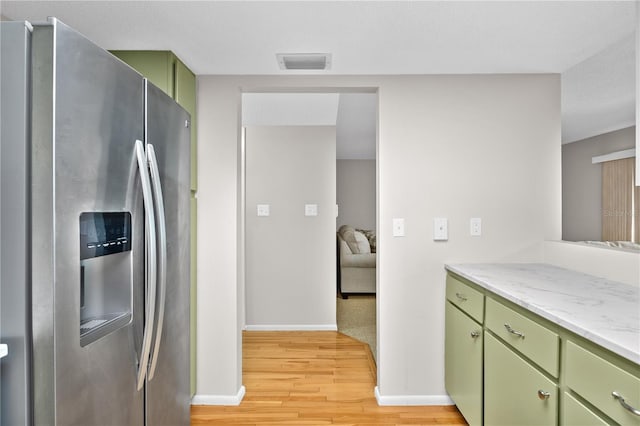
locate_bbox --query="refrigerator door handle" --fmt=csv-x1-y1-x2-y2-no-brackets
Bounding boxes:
134,139,158,391
146,144,167,381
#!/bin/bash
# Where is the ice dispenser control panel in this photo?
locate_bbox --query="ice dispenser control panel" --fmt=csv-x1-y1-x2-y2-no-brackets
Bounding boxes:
80,212,131,259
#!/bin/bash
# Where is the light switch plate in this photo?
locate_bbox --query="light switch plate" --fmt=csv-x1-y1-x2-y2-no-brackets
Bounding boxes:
470,217,482,236
433,217,448,241
392,218,405,237
305,204,318,216
257,204,270,217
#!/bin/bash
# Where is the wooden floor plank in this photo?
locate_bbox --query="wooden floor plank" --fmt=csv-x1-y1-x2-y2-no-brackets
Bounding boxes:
191,331,467,425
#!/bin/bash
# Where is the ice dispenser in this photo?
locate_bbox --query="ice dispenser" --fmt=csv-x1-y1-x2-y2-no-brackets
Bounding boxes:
79,212,132,346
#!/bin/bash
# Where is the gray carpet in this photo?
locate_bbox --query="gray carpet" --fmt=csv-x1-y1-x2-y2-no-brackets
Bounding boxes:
336,295,376,362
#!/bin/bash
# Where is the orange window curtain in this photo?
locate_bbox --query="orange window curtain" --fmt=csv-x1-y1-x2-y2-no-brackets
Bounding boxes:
602,157,635,241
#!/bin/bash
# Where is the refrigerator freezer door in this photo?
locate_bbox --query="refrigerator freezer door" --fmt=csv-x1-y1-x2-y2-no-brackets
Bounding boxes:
0,21,32,426
30,20,145,425
145,82,191,425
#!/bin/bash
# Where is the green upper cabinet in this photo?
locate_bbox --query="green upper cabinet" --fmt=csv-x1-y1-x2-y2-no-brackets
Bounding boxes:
174,60,197,192
111,50,198,191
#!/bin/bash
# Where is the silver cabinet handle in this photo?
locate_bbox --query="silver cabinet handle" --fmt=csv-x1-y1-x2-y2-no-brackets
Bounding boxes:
504,323,525,339
538,390,550,400
134,140,158,392
146,144,167,382
455,292,467,302
612,391,640,416
470,331,481,339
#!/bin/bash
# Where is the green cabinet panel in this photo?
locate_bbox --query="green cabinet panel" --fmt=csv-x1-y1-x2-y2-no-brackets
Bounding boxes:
566,341,640,426
485,333,557,426
562,392,609,426
445,302,483,426
486,298,559,377
446,274,484,323
111,51,174,96
175,60,197,191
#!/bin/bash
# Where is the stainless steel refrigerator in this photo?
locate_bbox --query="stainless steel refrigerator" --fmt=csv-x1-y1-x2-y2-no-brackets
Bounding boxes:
1,18,191,425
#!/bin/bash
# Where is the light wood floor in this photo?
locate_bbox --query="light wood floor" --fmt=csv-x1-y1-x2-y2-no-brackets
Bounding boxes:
191,331,467,425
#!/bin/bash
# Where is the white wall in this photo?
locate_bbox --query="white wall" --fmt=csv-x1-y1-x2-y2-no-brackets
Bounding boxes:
544,241,640,287
193,79,243,404
336,159,376,231
196,74,561,403
245,126,336,329
242,93,339,126
562,126,635,241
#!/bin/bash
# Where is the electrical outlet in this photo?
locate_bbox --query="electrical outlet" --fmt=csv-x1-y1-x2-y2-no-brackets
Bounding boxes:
470,218,482,236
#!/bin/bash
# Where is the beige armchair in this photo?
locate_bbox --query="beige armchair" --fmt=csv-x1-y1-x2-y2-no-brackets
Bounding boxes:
337,225,376,298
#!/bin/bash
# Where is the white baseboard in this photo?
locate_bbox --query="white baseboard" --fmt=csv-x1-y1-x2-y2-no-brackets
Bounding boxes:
244,324,337,331
374,386,454,406
191,386,246,406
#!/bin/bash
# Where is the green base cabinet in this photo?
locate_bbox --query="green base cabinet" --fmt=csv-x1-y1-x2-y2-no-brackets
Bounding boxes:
484,333,557,425
565,341,640,426
111,50,198,396
445,271,640,425
445,302,483,426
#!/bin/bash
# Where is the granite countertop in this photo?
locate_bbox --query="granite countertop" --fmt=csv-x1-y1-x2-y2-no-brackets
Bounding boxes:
445,263,640,365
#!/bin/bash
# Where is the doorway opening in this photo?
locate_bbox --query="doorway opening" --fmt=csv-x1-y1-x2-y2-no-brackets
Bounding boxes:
239,88,379,364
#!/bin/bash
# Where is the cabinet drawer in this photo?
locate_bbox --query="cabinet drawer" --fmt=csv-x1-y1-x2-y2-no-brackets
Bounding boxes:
446,274,484,322
566,341,640,426
562,392,608,426
485,298,559,377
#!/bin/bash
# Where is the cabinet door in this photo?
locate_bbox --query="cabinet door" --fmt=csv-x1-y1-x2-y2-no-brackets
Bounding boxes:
485,333,557,426
445,302,483,426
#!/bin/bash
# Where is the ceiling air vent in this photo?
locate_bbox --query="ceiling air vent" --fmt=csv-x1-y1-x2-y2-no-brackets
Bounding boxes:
276,53,332,70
